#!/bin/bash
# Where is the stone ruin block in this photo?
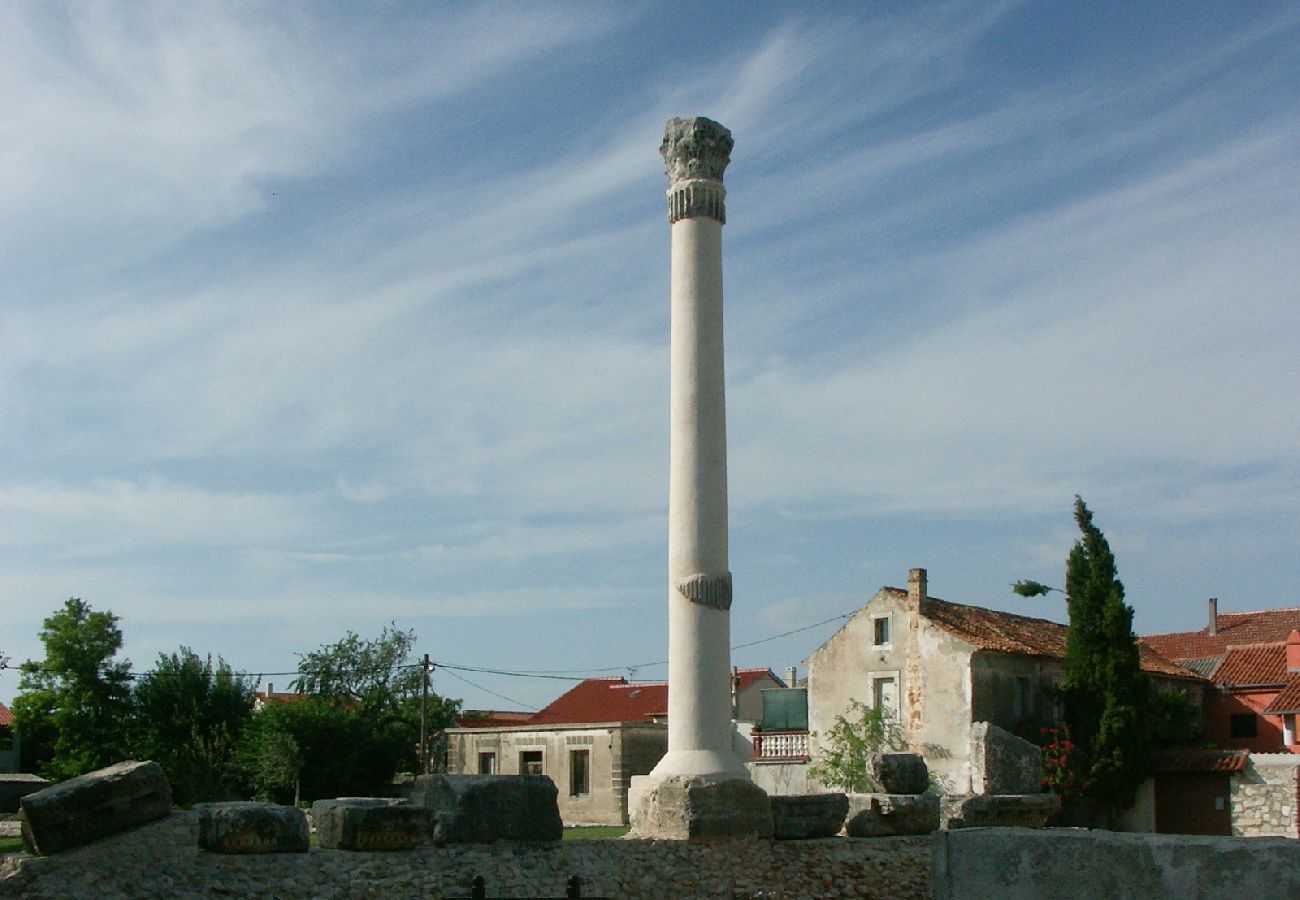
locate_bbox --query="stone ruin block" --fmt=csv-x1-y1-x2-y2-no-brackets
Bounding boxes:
941,793,1060,830
312,797,437,851
197,801,309,854
0,774,51,814
844,792,940,837
399,774,563,844
770,792,849,840
970,722,1044,795
628,774,772,840
19,759,173,855
868,752,929,795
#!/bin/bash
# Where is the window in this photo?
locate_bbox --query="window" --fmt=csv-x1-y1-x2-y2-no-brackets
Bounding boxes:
872,675,899,722
569,749,590,797
477,752,496,775
519,750,544,775
1284,715,1296,746
1229,714,1258,738
873,615,891,646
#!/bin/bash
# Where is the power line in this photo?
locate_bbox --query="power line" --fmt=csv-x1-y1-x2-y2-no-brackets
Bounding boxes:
436,666,538,712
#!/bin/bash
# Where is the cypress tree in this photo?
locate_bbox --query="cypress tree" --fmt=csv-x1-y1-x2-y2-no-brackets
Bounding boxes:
1058,497,1150,808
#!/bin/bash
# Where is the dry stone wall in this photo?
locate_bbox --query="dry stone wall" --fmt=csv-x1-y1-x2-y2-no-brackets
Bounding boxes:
1231,754,1300,838
0,810,932,899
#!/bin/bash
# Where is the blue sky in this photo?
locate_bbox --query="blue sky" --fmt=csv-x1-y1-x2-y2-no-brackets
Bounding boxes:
3,1,1298,711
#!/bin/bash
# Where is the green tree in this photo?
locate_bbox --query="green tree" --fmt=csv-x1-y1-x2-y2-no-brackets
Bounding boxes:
13,598,133,779
292,624,422,717
128,648,257,806
808,699,904,792
1022,498,1151,811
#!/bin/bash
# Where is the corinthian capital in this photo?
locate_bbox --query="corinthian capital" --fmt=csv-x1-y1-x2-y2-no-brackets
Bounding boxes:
661,117,732,224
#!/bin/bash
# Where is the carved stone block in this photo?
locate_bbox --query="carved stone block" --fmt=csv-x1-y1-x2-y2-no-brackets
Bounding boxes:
869,752,929,795
19,759,173,855
399,774,562,844
970,721,1045,795
942,793,1060,830
843,792,940,837
628,775,772,840
312,797,436,851
770,792,849,840
197,801,308,854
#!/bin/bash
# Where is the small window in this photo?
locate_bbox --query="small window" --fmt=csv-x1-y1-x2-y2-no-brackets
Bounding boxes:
477,752,496,775
873,616,890,646
1229,714,1258,738
569,749,590,797
520,750,544,775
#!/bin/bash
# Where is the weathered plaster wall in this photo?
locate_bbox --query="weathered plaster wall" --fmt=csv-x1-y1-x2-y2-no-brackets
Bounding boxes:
968,654,1058,737
0,811,933,900
933,826,1300,899
1231,754,1300,837
747,759,810,795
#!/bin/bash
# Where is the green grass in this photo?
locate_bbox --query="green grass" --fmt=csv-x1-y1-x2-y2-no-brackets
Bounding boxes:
0,836,25,854
562,825,629,841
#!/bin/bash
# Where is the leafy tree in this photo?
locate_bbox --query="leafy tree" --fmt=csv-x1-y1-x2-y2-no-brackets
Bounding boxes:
808,699,904,792
1024,498,1151,811
292,624,422,718
13,598,132,779
128,648,257,805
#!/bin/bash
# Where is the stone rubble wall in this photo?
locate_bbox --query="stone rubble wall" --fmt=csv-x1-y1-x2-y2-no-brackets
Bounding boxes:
0,810,932,899
1230,754,1300,838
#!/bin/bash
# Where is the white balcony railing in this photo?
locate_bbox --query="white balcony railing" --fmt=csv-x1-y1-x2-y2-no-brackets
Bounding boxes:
752,730,810,761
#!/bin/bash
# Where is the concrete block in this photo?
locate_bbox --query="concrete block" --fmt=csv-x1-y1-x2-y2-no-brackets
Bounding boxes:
197,801,309,854
628,774,773,840
19,760,172,855
401,774,563,843
970,722,1044,794
770,792,848,839
869,752,929,795
844,792,939,836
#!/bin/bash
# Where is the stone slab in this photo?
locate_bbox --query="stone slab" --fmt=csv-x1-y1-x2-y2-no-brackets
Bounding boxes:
844,792,939,837
312,798,438,851
628,774,772,840
19,760,172,855
970,722,1044,795
770,792,849,840
941,793,1059,830
197,801,308,854
399,774,562,844
0,775,51,814
869,752,929,795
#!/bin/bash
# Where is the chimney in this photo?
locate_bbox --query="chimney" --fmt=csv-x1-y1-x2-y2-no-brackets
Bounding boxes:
1208,598,1218,636
266,682,273,699
1287,632,1300,673
786,666,798,688
908,568,928,617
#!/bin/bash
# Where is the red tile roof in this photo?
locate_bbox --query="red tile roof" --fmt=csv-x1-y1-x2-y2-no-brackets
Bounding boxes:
456,710,534,729
254,690,312,706
883,589,1199,680
1262,677,1300,715
1150,749,1248,773
527,668,782,727
0,701,12,728
1143,608,1300,661
1212,643,1288,687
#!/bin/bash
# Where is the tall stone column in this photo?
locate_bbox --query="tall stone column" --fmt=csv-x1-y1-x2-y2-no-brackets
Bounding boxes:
629,118,770,839
652,116,747,780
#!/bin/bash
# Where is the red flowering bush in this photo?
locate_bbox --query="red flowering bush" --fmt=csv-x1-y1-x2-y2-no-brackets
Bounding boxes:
1040,725,1088,798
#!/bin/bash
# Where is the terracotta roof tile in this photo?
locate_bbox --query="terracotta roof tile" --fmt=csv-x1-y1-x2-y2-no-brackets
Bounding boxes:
1150,749,1248,773
1144,608,1300,661
456,711,534,729
901,592,1199,680
0,701,11,728
527,668,781,727
1262,677,1300,715
1212,644,1287,687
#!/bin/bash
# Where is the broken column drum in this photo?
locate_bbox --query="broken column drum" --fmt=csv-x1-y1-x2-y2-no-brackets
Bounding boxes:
652,116,747,780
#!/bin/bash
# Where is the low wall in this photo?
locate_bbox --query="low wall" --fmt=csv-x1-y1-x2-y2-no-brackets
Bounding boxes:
1232,753,1300,837
933,827,1300,900
0,810,932,899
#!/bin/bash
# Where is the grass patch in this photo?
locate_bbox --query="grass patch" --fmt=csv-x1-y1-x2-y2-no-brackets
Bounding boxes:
0,836,25,854
563,825,629,841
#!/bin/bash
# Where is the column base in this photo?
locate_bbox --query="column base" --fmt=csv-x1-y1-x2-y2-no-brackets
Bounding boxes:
628,773,772,840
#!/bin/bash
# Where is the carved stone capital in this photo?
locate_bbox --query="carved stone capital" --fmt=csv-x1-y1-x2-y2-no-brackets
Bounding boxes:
675,571,733,611
661,117,732,224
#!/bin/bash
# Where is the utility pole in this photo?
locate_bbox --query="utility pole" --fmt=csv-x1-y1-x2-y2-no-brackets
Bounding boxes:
420,653,431,774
